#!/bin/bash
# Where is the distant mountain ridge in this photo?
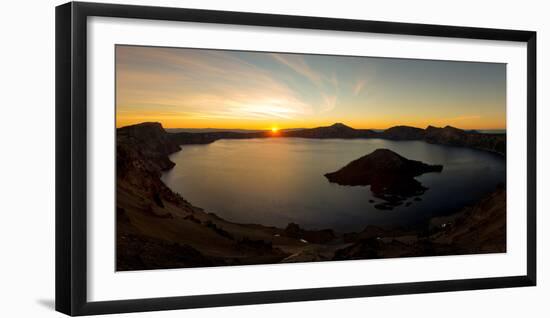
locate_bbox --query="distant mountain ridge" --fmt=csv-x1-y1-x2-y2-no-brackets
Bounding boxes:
116,122,505,155
283,123,378,139
159,122,506,155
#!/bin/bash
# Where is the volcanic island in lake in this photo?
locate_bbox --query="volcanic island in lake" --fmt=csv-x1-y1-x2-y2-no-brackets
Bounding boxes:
325,148,443,210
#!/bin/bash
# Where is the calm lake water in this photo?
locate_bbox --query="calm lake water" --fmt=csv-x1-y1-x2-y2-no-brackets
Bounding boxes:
162,138,506,233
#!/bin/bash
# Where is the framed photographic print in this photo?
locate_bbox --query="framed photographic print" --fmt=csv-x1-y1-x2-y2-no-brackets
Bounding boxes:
55,1,536,316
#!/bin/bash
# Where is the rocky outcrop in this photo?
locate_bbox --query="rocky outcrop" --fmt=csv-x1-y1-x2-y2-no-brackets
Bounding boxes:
117,122,180,176
116,122,186,207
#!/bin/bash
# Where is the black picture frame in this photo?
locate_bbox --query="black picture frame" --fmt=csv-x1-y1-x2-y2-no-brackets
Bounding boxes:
55,1,537,316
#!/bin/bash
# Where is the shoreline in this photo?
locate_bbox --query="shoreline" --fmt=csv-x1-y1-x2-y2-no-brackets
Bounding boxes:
168,122,506,156
161,135,504,232
116,122,506,270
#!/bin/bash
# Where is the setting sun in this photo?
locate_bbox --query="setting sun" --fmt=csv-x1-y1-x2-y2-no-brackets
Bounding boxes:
271,127,279,133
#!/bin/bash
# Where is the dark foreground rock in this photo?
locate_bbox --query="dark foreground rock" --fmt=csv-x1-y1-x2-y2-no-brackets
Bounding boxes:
430,185,506,253
283,222,336,244
333,187,506,260
117,122,181,175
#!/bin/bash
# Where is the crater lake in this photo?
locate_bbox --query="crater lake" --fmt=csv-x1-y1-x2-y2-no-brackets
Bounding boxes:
161,138,506,233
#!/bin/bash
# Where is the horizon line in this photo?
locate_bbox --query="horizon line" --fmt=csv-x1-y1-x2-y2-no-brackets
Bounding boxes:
116,121,506,131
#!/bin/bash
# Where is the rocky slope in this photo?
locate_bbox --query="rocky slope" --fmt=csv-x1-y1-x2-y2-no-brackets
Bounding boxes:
117,122,180,174
334,186,506,260
430,185,506,253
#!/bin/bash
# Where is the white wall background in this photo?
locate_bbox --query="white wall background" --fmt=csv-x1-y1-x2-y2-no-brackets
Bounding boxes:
0,0,547,316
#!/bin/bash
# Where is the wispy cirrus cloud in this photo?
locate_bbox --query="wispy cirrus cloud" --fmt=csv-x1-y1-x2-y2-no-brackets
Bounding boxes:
117,47,315,123
269,53,325,86
320,94,338,113
353,79,367,96
269,53,340,113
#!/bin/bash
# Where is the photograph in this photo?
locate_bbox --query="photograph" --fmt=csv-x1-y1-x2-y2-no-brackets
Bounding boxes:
115,44,507,271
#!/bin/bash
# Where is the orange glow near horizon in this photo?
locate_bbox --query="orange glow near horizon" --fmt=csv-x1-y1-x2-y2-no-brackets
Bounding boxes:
115,117,505,131
115,46,506,131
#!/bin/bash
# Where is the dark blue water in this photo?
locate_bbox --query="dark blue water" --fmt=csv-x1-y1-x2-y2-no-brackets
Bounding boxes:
162,138,505,232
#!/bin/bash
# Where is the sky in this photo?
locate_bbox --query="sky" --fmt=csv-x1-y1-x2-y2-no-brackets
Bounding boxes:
116,45,506,130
